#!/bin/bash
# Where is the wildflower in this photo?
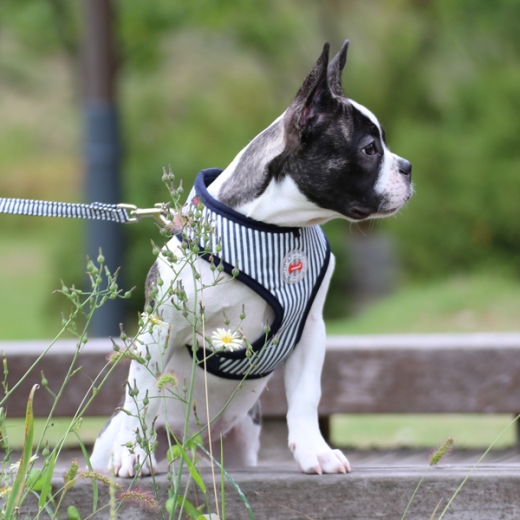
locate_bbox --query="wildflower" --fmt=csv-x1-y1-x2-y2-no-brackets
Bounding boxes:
10,454,38,471
211,328,244,352
429,437,454,466
119,489,160,512
81,471,122,489
157,373,179,390
140,312,169,328
64,459,79,489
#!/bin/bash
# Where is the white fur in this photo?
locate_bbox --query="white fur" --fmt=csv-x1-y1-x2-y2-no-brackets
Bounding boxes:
236,175,340,227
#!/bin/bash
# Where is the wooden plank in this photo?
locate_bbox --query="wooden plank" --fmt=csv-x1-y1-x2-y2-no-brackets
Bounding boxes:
0,339,127,417
3,333,520,418
17,464,520,520
261,333,520,415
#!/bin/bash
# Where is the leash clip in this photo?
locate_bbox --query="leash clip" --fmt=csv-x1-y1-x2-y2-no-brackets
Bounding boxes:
118,203,173,227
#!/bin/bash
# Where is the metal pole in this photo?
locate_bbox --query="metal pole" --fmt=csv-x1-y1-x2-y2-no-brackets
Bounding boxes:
83,0,124,336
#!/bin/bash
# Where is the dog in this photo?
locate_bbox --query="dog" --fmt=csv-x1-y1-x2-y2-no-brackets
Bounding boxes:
90,40,412,477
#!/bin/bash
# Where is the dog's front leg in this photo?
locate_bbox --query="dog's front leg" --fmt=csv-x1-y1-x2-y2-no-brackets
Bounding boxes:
109,350,162,477
284,257,351,474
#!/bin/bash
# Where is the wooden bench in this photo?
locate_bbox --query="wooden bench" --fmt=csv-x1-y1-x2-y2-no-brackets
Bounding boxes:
4,334,520,520
3,333,520,430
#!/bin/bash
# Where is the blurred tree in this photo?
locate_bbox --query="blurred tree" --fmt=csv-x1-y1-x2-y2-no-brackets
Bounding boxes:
1,0,520,322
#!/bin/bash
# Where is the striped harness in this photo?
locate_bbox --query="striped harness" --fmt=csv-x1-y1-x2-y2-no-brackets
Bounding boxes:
180,169,331,380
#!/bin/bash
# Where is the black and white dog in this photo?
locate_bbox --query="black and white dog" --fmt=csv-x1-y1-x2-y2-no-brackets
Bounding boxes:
91,40,412,477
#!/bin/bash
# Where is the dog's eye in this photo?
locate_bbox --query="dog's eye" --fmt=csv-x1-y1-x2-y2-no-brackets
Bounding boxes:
363,142,377,156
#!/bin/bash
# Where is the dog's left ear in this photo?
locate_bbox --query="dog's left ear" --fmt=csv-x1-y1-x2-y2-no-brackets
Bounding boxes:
328,40,349,96
284,43,335,146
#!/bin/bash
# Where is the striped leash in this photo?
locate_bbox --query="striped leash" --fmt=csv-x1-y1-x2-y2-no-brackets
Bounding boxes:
0,198,173,226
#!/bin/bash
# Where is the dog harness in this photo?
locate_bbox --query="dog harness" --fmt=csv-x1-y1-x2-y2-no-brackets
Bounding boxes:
179,169,331,380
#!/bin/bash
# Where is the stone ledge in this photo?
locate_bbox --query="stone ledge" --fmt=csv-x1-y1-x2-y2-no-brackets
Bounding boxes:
14,464,520,520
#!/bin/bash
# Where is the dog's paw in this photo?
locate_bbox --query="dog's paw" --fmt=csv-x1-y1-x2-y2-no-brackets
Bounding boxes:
290,442,351,475
111,446,157,478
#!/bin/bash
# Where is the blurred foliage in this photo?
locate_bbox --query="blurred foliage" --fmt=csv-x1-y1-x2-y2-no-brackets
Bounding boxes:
1,0,520,321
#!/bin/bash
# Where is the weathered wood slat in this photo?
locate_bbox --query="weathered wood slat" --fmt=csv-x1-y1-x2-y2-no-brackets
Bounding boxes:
3,333,520,418
16,464,520,520
0,339,127,417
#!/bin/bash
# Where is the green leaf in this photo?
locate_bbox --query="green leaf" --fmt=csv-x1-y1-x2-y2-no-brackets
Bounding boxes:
5,384,38,518
26,469,44,491
166,444,182,463
176,496,202,519
175,442,206,494
67,504,82,520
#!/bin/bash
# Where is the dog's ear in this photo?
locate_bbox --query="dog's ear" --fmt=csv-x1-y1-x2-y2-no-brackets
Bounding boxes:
328,40,349,96
284,43,334,145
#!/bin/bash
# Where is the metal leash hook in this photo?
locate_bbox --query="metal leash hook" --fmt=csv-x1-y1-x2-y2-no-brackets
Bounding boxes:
118,202,174,227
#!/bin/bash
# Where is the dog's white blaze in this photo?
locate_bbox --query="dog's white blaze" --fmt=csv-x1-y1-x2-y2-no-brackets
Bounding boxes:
348,99,381,130
349,99,410,213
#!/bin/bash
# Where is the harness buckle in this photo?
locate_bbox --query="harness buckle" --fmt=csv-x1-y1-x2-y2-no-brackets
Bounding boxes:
118,203,173,227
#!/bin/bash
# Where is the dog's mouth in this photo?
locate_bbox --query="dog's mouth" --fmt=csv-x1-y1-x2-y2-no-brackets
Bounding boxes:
348,207,372,220
349,199,410,221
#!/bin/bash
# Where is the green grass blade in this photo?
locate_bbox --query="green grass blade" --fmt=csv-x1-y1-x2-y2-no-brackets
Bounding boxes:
73,431,99,512
220,436,225,520
38,449,57,508
5,384,38,517
175,441,206,494
197,443,255,520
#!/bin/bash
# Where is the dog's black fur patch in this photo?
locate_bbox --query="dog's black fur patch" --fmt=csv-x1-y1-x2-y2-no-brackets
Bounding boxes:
247,401,262,426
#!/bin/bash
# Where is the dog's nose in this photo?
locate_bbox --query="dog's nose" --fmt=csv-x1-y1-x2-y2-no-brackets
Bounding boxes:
398,158,412,179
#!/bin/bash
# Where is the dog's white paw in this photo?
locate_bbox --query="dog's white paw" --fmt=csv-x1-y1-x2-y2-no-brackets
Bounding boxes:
111,446,157,478
290,442,351,475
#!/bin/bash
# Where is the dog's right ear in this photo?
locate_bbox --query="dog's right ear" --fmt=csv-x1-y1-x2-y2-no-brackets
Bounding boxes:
284,43,334,146
328,40,349,96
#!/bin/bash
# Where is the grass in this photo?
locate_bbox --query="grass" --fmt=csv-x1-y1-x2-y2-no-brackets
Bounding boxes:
327,272,520,335
5,414,515,451
5,417,107,451
0,228,61,340
330,414,516,449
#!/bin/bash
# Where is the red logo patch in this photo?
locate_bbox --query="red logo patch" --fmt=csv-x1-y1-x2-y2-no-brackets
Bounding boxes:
288,261,303,274
281,250,308,284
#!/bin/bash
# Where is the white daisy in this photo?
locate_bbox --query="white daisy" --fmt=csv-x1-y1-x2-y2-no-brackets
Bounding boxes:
10,454,38,471
141,312,168,327
211,328,244,352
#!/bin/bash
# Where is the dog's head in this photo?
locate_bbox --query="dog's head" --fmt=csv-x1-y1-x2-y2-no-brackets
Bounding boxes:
271,41,413,222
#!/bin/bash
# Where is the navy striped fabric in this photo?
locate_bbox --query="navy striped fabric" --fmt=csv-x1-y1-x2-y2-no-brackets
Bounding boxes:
179,169,331,380
0,198,129,223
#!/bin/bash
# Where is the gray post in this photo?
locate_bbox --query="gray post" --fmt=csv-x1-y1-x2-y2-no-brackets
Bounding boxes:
83,0,124,336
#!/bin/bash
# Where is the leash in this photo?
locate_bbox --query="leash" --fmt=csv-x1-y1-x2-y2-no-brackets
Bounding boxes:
0,197,173,227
